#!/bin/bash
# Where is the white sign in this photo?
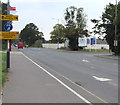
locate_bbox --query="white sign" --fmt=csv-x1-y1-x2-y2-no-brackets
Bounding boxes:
78,37,87,47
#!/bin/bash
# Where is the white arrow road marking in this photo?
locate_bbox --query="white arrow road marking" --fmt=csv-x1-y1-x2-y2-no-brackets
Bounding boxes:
82,59,90,63
93,76,112,82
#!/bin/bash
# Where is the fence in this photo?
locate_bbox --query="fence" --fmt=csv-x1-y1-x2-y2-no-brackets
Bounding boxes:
43,43,109,50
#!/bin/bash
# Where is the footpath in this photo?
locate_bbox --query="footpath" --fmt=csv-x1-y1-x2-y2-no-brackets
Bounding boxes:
2,50,84,103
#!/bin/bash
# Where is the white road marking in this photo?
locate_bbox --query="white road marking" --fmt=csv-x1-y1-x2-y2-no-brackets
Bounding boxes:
93,76,112,82
22,53,92,104
82,59,90,63
11,52,22,54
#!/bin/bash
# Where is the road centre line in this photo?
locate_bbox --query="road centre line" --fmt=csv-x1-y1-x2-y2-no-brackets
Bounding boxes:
22,53,92,104
82,59,90,63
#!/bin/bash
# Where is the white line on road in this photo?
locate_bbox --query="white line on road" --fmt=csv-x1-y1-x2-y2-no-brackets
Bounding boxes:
82,59,90,63
93,76,112,82
22,53,92,104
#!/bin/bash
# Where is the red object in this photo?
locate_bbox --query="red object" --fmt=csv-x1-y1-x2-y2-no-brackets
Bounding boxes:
18,42,23,49
9,7,16,11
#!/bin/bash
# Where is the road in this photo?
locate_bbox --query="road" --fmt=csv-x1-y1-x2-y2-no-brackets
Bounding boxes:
20,48,118,103
2,47,118,104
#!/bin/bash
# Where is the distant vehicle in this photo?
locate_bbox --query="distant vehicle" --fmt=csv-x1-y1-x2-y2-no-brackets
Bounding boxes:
18,42,23,49
15,44,18,47
13,43,17,47
25,45,28,48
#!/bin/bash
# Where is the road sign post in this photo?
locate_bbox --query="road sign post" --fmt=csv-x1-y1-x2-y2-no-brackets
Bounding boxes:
6,0,10,71
90,37,97,52
1,0,18,71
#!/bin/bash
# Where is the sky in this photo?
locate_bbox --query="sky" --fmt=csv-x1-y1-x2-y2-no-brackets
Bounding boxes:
1,0,117,40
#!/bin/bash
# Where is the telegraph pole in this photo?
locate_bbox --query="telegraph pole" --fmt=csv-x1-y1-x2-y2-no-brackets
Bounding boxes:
57,19,59,49
114,0,118,54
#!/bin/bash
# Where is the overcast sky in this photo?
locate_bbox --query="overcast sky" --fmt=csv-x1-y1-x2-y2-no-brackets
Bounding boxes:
1,0,116,40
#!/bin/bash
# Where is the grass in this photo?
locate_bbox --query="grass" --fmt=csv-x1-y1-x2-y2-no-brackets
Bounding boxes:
79,49,111,53
0,52,7,88
58,47,111,53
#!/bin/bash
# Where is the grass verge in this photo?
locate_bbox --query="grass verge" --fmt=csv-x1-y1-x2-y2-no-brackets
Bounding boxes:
58,47,111,53
0,52,7,88
79,49,111,53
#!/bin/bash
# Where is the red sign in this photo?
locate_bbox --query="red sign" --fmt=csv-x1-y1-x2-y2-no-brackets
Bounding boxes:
9,7,16,11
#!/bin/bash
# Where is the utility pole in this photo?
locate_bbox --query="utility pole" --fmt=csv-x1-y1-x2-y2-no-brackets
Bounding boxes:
6,0,10,71
114,0,118,54
57,19,59,49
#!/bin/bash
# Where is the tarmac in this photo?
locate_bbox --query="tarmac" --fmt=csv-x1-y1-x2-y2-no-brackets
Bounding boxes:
2,50,85,103
1,49,119,104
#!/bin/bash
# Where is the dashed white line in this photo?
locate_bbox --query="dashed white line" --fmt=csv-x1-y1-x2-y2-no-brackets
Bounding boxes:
82,59,90,63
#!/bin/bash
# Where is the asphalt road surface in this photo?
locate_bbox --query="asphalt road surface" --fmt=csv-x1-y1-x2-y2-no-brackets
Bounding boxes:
2,47,118,104
19,47,118,103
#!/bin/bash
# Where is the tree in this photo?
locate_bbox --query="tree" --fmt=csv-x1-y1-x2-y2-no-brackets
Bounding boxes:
64,6,88,50
91,3,120,55
50,24,65,43
20,23,44,46
0,2,7,50
1,2,8,31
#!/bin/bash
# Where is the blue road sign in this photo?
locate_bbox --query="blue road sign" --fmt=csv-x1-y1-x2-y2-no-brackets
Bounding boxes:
90,37,96,45
4,23,13,31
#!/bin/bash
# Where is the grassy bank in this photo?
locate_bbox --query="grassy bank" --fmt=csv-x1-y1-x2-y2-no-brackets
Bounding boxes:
58,47,111,53
79,49,111,53
0,53,7,88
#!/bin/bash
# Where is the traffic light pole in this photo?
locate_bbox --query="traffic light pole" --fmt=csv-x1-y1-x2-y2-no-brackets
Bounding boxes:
6,0,10,71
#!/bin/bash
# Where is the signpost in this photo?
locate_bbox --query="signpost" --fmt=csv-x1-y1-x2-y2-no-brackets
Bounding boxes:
0,31,19,39
4,22,13,31
90,36,97,52
90,37,96,45
0,15,18,21
1,0,19,71
78,37,87,47
9,7,16,11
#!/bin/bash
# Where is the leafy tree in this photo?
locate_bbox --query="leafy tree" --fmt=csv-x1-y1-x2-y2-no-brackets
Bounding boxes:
1,3,8,31
50,24,65,43
64,6,88,50
20,23,44,46
91,3,120,55
0,2,8,50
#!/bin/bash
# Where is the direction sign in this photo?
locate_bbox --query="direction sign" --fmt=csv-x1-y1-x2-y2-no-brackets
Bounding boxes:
9,7,16,11
4,23,13,31
0,31,20,39
90,37,96,45
0,15,18,21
